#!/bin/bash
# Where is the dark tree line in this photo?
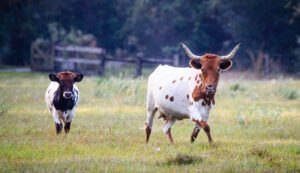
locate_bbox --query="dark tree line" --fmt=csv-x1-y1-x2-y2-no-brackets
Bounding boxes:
1,0,300,73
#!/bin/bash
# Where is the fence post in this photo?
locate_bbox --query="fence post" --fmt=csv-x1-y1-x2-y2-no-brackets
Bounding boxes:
99,53,106,76
264,54,269,80
136,52,143,77
173,54,179,67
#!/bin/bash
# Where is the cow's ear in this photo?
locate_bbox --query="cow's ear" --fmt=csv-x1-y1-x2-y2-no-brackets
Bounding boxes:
49,74,59,82
220,60,232,71
74,74,83,82
189,59,202,69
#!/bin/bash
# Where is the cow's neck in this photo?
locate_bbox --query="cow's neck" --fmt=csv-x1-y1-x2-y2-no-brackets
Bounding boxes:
53,87,75,112
192,83,215,106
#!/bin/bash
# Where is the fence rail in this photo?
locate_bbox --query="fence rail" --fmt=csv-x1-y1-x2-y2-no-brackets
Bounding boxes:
53,45,179,77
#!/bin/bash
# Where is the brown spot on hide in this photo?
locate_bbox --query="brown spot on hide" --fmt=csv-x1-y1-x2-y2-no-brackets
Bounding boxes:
165,95,169,99
170,96,174,102
172,80,176,83
192,84,204,102
190,102,193,105
195,75,198,81
180,77,183,80
187,94,189,99
188,76,191,80
197,80,200,84
159,86,162,90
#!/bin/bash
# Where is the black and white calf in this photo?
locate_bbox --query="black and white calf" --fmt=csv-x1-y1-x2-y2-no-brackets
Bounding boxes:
45,71,83,134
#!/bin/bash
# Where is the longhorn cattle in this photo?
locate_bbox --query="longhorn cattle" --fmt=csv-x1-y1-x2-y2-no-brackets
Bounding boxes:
45,71,83,134
145,43,240,143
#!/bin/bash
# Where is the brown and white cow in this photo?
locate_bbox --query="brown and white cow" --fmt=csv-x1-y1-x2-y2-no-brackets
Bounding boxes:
45,71,83,134
145,43,240,143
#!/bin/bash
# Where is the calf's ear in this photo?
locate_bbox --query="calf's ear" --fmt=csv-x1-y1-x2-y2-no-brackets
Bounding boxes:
74,74,83,82
49,74,59,82
189,59,202,69
220,60,232,71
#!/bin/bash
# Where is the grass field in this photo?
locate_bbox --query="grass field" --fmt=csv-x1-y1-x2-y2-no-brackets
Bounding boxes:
0,72,299,172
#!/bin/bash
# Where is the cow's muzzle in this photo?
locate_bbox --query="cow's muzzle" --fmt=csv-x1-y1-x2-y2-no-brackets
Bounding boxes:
63,92,73,99
205,85,216,96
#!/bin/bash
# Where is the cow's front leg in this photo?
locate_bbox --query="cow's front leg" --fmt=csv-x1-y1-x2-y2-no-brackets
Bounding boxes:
191,124,201,143
193,119,213,143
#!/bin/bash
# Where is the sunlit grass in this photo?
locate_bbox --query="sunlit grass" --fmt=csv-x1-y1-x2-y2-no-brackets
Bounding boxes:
0,72,299,172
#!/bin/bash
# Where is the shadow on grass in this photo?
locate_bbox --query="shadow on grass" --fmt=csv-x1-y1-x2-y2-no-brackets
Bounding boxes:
157,154,203,166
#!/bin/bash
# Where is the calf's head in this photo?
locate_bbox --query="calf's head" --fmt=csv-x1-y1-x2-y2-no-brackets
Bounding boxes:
49,71,83,99
181,43,240,96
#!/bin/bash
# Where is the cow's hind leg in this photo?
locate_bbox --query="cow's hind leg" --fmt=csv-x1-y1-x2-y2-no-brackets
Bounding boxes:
191,124,201,143
163,118,176,143
145,107,157,143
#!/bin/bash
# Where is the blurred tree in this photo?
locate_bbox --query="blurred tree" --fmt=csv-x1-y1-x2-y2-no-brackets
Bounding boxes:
1,0,300,73
122,0,229,58
211,0,300,73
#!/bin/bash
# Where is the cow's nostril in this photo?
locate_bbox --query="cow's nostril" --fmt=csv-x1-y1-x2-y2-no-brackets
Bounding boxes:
206,85,214,90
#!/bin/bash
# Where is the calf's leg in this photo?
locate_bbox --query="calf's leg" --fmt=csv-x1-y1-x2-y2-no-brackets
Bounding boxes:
64,110,75,134
64,121,72,133
53,110,63,134
56,123,62,134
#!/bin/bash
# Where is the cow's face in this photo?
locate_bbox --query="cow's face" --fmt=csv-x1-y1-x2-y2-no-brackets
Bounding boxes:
49,72,83,99
190,54,232,96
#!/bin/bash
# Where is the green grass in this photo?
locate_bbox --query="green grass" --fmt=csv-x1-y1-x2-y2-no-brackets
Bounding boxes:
0,72,299,172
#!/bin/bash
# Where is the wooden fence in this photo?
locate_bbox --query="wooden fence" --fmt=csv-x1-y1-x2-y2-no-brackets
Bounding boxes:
53,45,180,77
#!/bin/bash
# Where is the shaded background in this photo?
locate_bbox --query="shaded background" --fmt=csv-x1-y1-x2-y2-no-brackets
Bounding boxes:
1,0,300,74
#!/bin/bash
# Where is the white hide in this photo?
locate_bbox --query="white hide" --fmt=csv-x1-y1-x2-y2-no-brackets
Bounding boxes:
146,65,213,131
45,82,80,124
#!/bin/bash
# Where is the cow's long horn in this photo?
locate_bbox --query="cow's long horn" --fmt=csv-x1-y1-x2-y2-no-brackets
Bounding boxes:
180,43,201,59
221,43,241,60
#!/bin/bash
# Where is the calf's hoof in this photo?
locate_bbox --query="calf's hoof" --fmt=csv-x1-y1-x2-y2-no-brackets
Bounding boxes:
64,122,71,134
56,123,62,134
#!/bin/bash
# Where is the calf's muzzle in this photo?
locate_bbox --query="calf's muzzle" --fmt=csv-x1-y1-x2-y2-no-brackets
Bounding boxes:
63,92,73,99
